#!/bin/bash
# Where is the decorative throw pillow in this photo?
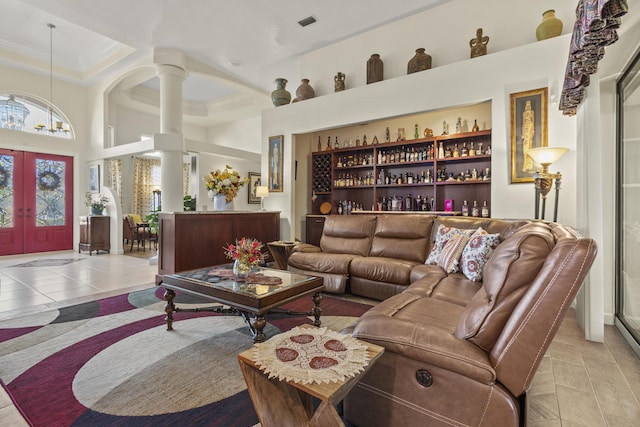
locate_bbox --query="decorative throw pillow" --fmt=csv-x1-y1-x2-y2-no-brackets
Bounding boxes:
437,233,471,273
426,224,474,265
460,228,501,281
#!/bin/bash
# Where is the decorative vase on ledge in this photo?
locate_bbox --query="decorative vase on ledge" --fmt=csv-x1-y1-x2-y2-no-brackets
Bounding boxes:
213,195,234,211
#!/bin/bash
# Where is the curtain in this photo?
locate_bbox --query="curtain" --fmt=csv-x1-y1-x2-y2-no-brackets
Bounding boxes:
560,0,629,115
108,159,123,207
183,162,190,196
132,157,160,218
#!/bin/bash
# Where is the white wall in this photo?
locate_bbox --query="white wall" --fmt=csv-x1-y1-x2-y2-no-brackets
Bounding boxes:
263,36,576,241
208,116,262,153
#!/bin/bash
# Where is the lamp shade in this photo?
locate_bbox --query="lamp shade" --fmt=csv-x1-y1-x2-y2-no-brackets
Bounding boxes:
527,147,569,166
255,186,269,198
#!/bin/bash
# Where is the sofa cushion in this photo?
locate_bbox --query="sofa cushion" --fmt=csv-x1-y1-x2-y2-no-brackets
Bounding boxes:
425,224,475,265
455,222,555,351
429,273,483,306
460,228,501,281
349,256,419,286
369,214,435,262
320,215,377,256
437,233,470,273
287,252,360,275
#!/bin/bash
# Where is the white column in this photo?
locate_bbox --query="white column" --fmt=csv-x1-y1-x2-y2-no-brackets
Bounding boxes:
155,62,186,213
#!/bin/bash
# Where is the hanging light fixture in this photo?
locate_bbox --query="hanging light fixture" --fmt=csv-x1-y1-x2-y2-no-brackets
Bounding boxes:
0,95,30,130
35,23,69,134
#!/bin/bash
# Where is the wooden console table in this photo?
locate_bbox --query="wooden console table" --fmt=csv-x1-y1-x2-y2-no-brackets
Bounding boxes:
79,215,110,255
156,211,280,283
238,325,384,427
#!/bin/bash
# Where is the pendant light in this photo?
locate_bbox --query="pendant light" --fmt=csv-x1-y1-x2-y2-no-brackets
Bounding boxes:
35,23,69,133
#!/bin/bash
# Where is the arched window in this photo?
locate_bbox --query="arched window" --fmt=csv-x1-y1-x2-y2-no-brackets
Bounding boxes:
0,92,72,138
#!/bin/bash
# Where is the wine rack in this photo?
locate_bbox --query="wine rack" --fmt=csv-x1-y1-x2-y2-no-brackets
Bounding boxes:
312,152,332,193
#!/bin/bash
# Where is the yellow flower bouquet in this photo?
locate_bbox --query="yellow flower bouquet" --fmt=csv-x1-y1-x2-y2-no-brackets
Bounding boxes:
204,165,249,202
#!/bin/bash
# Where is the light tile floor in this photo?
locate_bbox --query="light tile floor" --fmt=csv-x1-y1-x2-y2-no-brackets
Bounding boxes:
1,251,639,426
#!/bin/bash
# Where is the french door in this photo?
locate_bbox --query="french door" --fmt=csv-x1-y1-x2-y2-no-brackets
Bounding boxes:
0,149,73,255
615,51,640,358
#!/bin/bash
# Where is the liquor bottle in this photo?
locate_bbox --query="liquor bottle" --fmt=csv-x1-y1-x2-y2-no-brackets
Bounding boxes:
438,142,444,159
414,124,420,139
416,194,422,210
335,137,339,149
462,200,469,216
317,136,322,152
469,142,476,156
461,142,468,157
481,201,490,218
453,144,460,158
363,135,368,145
478,142,484,155
471,201,480,217
405,194,413,211
486,145,492,155
472,119,480,132
326,136,331,151
337,201,343,215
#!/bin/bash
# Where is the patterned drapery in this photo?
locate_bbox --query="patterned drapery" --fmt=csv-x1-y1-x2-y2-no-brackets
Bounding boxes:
108,159,123,207
560,0,629,115
132,157,160,218
183,163,190,197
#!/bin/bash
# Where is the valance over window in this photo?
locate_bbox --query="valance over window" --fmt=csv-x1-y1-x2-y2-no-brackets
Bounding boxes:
560,0,629,116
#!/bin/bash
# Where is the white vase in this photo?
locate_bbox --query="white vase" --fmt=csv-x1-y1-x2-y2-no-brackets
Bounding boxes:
213,195,235,211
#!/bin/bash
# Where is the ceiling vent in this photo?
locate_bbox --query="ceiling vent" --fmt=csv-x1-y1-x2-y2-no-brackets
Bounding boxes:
298,16,317,27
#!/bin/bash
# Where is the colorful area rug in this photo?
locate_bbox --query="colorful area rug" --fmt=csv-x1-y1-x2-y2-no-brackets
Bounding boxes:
0,287,371,427
10,259,83,267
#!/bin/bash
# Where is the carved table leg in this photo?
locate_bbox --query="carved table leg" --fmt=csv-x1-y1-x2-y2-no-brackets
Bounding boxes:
164,288,175,331
311,291,323,327
241,311,268,343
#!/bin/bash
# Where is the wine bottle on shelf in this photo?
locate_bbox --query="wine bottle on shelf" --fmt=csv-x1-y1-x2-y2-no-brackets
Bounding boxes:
335,137,339,149
462,200,469,216
317,136,322,152
469,142,476,156
453,144,460,158
481,201,490,218
438,142,445,159
326,136,331,151
461,143,468,157
471,201,480,217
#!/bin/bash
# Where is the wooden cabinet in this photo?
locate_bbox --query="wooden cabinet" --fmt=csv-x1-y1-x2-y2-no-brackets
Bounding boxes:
157,211,280,283
311,130,491,215
79,216,110,255
305,215,326,246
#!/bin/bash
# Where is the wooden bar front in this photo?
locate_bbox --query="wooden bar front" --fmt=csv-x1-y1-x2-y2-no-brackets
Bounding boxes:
156,211,280,283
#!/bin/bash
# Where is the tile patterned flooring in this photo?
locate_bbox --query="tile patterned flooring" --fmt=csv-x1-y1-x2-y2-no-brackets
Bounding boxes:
1,251,639,426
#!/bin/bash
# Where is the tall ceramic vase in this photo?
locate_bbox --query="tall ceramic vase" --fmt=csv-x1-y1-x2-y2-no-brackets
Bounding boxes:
366,54,383,84
536,10,563,41
271,78,291,107
213,195,234,211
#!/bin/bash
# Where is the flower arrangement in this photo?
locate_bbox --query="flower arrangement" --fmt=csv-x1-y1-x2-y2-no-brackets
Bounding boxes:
204,164,249,202
224,237,266,266
85,192,109,210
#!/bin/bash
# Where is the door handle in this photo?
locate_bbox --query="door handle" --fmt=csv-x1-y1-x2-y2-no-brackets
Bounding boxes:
17,207,24,218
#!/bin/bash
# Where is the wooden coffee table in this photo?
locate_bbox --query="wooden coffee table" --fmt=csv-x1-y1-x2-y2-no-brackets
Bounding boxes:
160,266,324,342
238,324,384,427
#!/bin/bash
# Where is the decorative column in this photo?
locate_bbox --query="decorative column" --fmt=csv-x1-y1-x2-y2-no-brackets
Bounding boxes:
155,62,186,214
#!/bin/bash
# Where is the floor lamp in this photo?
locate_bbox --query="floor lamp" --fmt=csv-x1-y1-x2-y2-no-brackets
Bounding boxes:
527,147,568,222
256,186,269,211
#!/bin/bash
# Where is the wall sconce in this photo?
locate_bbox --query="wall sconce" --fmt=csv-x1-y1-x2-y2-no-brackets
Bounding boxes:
527,147,569,222
255,186,269,211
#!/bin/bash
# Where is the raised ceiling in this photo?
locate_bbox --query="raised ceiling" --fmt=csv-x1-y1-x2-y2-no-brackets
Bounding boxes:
0,0,451,126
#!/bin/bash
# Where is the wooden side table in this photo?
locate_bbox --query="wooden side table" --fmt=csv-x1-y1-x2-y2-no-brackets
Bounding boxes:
238,325,384,427
267,240,297,270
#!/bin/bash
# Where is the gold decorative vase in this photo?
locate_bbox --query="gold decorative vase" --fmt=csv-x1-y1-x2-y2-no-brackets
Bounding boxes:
536,10,563,41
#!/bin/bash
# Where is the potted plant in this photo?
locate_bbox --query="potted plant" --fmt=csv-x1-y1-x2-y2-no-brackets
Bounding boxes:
85,192,109,215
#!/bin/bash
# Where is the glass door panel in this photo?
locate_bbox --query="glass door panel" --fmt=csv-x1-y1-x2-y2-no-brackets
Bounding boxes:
616,51,640,357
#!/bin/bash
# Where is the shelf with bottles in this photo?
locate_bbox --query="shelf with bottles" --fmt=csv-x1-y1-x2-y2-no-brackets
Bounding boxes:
434,130,491,160
434,164,491,185
434,183,491,216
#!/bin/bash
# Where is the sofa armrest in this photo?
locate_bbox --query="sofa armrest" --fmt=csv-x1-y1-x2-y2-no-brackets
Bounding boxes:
352,313,495,384
291,243,321,253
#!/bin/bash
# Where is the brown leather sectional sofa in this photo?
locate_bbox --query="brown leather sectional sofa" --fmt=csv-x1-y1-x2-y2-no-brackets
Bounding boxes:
288,214,597,426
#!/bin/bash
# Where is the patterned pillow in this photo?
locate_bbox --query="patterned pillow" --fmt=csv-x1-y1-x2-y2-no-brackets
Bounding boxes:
426,224,475,265
460,228,501,281
437,233,471,273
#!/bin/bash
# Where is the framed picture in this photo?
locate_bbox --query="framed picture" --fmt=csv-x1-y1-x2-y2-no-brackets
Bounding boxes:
268,135,283,192
88,164,100,193
248,172,261,204
510,87,548,183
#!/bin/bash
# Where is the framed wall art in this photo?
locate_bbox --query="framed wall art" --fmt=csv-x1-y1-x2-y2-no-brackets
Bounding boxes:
248,172,262,204
268,135,283,192
510,87,548,183
88,164,100,193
